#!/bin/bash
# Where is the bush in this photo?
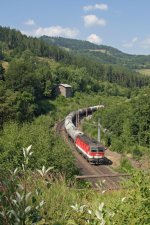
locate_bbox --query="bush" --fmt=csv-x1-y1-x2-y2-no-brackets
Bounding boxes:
111,138,124,153
132,145,143,159
119,156,133,172
0,145,149,224
0,117,77,178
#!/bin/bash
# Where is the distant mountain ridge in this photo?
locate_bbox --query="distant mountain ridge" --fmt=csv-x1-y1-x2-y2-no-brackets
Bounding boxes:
0,25,150,91
41,35,128,55
41,36,150,69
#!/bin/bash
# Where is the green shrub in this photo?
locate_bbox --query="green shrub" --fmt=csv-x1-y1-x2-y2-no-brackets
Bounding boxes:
132,145,143,159
119,156,133,172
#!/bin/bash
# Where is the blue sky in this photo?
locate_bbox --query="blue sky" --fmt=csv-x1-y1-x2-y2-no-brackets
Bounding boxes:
1,0,150,55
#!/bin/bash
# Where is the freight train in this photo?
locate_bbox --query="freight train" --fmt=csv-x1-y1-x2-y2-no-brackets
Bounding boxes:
64,105,106,164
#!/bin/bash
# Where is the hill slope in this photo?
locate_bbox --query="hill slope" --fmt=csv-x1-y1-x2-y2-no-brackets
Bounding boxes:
41,36,150,69
0,26,150,91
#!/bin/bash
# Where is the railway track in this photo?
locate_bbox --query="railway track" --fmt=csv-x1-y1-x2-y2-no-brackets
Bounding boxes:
56,120,127,191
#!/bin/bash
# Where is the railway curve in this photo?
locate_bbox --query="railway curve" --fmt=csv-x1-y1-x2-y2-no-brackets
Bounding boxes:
56,118,126,191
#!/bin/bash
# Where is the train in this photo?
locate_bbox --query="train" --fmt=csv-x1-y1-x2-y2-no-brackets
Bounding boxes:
64,105,106,164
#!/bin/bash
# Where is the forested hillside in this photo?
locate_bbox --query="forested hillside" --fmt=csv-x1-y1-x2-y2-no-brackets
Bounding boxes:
1,26,150,90
0,26,150,132
41,36,150,69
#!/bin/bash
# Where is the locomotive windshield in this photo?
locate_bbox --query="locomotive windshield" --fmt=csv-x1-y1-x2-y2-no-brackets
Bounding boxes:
98,147,104,152
91,147,104,152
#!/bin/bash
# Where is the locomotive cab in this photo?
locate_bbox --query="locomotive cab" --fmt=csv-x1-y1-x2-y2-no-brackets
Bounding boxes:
90,145,105,164
75,134,105,164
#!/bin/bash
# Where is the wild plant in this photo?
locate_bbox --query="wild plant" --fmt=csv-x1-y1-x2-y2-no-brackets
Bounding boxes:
0,145,52,225
66,201,115,225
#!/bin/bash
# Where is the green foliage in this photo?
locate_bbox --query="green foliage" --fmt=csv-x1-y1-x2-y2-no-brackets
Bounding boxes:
1,25,150,93
0,54,57,124
0,116,77,177
0,26,68,60
0,62,5,80
111,138,125,153
65,171,150,225
16,91,36,122
119,157,133,172
42,36,150,70
0,144,149,224
110,171,150,225
82,90,150,157
66,202,107,225
132,145,143,159
0,145,45,225
5,56,54,99
56,65,92,93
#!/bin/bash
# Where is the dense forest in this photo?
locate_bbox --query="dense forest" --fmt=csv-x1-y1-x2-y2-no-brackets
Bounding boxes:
41,36,150,69
0,26,150,224
1,26,150,90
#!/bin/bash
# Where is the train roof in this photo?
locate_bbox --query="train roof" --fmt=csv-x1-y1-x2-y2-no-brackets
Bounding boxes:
60,83,72,88
78,134,104,147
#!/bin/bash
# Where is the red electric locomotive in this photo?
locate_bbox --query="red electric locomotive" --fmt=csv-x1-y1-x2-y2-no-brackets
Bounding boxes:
75,134,105,164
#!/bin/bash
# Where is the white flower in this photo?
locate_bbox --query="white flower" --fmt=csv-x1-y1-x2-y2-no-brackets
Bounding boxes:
26,145,32,153
70,203,86,212
95,210,103,220
23,145,33,159
71,203,79,212
121,197,126,202
36,165,54,177
95,203,106,224
88,209,92,214
99,202,104,212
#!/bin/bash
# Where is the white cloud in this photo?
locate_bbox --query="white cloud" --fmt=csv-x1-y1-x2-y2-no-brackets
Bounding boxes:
22,26,79,38
83,15,106,27
83,3,108,11
123,37,138,48
132,37,138,43
24,19,35,26
141,38,150,49
87,34,102,44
